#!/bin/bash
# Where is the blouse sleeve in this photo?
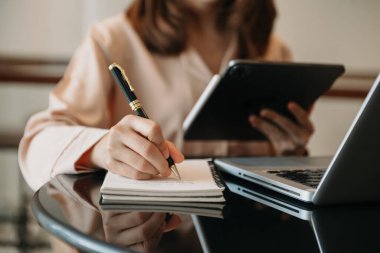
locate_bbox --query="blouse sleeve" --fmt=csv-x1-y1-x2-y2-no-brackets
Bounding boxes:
18,26,113,191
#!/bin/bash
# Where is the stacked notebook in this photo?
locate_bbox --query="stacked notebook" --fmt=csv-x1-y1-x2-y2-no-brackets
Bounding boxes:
100,159,226,218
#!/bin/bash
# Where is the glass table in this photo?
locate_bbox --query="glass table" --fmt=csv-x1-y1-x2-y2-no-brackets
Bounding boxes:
32,171,380,253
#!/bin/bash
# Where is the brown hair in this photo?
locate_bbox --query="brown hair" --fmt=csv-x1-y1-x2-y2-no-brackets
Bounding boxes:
127,0,277,58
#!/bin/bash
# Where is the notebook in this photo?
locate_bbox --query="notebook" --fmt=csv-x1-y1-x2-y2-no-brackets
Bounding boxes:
215,73,380,205
100,200,226,219
100,159,226,204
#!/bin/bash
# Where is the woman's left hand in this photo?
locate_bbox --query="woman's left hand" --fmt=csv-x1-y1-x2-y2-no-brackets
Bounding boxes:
249,102,314,156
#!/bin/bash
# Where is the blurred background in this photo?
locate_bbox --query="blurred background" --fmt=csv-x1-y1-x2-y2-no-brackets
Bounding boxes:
0,0,379,252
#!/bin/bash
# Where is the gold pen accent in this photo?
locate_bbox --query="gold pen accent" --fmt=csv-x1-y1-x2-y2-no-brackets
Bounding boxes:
109,63,135,91
129,100,142,111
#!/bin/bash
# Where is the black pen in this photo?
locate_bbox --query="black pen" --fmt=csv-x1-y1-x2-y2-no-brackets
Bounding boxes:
108,63,181,180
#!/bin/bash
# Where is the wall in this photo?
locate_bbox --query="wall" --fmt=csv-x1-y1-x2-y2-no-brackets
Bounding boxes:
0,0,129,58
275,0,380,72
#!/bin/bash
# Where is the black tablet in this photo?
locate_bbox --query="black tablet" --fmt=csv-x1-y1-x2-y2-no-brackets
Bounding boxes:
183,60,345,140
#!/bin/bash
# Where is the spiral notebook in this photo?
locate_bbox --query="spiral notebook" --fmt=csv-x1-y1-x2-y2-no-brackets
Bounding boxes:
100,159,226,204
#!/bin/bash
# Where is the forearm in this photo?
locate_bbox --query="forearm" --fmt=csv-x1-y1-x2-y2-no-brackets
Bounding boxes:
19,125,108,191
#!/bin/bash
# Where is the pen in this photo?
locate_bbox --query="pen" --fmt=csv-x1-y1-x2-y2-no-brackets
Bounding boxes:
108,63,181,180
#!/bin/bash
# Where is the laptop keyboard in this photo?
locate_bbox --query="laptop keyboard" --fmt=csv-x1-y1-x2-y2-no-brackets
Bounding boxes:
267,169,326,188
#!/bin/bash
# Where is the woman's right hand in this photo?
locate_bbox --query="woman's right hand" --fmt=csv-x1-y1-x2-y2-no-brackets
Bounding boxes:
102,211,181,252
89,115,184,179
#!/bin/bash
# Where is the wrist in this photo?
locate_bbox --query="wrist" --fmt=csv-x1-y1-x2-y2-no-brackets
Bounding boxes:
75,135,107,170
90,135,108,169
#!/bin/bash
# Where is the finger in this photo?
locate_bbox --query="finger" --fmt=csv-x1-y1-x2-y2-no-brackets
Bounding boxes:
109,143,158,175
103,212,153,233
126,212,154,228
249,115,295,154
121,129,170,176
142,221,165,252
107,158,154,180
119,212,166,245
131,234,162,253
249,115,286,143
131,222,164,252
166,141,185,163
124,115,169,158
288,102,314,133
260,109,304,145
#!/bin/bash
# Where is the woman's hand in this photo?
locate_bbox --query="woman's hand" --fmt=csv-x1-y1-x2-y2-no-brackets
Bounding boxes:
249,102,314,156
101,211,181,252
89,115,184,179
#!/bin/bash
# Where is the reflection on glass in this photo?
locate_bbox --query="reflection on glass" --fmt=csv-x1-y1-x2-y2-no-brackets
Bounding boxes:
101,211,181,252
224,175,380,253
46,173,202,253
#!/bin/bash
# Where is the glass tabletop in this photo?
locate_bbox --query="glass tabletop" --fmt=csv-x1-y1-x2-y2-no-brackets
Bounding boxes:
32,171,380,253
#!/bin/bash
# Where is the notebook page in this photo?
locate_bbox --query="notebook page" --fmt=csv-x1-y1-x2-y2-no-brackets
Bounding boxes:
101,159,223,194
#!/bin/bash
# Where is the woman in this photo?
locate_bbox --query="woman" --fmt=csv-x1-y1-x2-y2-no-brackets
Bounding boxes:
19,0,314,191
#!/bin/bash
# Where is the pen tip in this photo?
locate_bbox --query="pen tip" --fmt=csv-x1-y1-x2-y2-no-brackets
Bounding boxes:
171,164,181,180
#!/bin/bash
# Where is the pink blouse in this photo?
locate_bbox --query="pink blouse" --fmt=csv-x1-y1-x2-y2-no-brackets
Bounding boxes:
18,13,292,191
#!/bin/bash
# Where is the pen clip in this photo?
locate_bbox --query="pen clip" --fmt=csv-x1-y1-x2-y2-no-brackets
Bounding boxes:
109,63,135,91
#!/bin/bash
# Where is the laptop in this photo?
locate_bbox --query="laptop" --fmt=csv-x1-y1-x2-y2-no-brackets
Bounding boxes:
222,175,380,252
215,73,380,204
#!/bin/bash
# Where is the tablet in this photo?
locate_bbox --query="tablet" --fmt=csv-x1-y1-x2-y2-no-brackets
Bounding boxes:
183,60,345,140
